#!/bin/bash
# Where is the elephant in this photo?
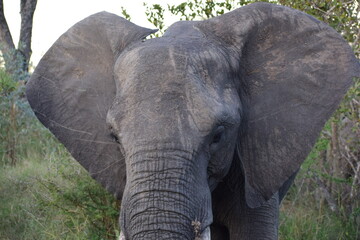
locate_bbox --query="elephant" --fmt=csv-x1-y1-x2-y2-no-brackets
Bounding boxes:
26,2,360,240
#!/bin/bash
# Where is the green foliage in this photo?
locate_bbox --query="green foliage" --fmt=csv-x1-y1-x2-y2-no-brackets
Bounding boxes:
1,45,30,81
0,126,119,240
144,3,166,36
168,0,238,20
0,67,32,166
279,204,359,239
0,70,18,94
0,45,33,166
35,157,120,239
121,7,131,21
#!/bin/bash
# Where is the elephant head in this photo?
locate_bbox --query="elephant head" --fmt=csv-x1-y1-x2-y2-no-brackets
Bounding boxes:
26,2,359,240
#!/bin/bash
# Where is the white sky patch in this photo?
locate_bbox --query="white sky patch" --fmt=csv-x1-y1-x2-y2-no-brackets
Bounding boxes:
3,0,185,66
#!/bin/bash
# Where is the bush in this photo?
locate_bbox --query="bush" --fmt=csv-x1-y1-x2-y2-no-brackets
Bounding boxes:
0,51,34,166
0,127,120,240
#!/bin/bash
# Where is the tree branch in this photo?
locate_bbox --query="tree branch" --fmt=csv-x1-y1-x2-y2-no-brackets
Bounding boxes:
312,172,339,213
19,0,37,71
0,0,16,57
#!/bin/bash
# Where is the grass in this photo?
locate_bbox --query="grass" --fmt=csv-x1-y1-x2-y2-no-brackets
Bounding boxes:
0,125,119,240
279,171,360,240
280,202,359,240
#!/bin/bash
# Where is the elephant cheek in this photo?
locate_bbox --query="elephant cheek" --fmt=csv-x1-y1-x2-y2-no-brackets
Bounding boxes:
120,148,213,240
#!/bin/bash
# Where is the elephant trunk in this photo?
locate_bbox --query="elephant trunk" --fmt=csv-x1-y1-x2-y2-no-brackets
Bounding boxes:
120,147,212,240
119,227,211,240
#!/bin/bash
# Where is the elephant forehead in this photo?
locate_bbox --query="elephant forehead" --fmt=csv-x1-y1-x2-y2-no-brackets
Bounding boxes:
114,38,236,90
112,41,240,134
114,45,188,110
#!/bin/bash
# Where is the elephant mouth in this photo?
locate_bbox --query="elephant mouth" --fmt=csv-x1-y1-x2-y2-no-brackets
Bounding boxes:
119,226,211,240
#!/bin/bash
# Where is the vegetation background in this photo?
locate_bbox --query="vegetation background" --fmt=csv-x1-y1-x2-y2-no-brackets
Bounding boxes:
0,0,359,239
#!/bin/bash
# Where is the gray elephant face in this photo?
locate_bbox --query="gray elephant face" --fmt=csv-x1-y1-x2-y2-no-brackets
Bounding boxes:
109,39,241,175
107,40,241,237
26,2,359,240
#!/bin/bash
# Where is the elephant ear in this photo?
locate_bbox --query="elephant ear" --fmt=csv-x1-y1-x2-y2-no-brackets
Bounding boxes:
26,12,155,199
198,2,360,207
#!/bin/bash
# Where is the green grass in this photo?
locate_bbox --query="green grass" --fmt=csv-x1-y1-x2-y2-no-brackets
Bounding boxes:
280,203,359,240
0,126,119,240
278,168,360,240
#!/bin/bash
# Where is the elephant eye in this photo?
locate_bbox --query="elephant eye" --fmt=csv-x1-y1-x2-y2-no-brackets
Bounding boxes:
108,126,120,144
213,130,224,143
110,132,120,143
210,126,225,151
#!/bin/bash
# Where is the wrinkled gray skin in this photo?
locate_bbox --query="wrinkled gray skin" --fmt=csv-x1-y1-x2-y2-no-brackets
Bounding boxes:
26,3,359,240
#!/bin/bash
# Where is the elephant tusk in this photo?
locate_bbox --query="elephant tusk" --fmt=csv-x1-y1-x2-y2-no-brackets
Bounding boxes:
199,227,211,240
119,231,125,240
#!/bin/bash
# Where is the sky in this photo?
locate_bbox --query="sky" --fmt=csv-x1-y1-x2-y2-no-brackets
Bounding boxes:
3,0,184,66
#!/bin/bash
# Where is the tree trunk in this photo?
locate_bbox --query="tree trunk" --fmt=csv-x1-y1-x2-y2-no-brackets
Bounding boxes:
0,0,16,72
19,0,37,72
0,0,37,76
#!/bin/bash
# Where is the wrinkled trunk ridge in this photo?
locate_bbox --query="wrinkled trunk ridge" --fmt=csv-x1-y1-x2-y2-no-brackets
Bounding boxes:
120,148,212,240
119,227,211,240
